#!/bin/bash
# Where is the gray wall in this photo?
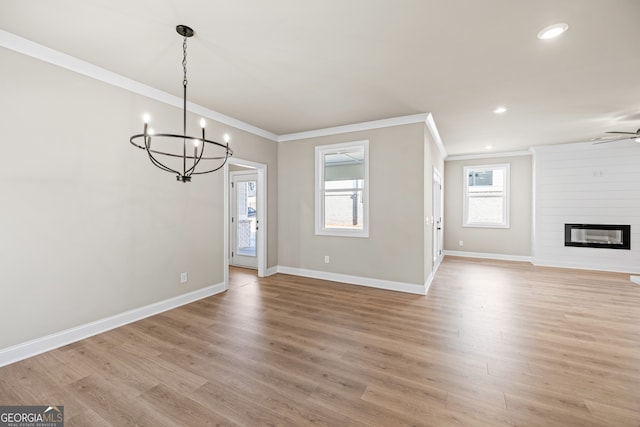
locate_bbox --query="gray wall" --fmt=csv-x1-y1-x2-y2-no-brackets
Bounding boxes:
0,47,277,349
444,155,532,256
278,123,432,286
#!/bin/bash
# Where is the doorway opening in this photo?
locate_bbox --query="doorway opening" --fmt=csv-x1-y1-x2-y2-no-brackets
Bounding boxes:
224,158,267,289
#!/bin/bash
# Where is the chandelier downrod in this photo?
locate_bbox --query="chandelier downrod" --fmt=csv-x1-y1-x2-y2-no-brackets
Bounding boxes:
129,25,233,182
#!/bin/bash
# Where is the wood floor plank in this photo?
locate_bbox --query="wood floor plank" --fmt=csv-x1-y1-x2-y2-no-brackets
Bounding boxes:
443,392,515,427
1,260,640,426
139,383,239,426
65,408,112,427
190,380,305,427
69,375,172,426
584,399,640,427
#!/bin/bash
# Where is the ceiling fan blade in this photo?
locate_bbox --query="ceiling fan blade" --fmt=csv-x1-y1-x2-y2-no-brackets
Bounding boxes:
606,131,637,135
593,136,635,144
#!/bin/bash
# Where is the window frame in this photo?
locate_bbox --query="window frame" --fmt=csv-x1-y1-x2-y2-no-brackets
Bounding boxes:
315,140,369,238
463,163,510,229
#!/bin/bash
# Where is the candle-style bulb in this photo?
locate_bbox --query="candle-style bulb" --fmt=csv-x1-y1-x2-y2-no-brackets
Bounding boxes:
143,113,151,124
224,133,230,143
193,138,201,147
148,128,154,135
199,118,206,129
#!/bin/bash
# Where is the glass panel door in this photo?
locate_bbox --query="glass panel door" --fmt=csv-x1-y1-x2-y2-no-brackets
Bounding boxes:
231,172,258,268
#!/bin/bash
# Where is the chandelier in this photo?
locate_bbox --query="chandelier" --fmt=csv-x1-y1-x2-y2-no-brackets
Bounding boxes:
129,25,233,182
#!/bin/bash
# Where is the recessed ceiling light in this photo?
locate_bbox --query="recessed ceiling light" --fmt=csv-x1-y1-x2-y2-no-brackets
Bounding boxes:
493,106,507,114
485,145,493,150
537,23,569,40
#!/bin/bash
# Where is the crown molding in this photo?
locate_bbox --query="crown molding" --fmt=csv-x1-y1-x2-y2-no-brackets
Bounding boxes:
425,113,448,160
0,30,279,142
529,140,600,153
278,113,431,142
446,149,533,161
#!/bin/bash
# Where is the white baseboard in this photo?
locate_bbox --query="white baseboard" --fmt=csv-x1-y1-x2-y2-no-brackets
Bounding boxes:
276,266,427,295
444,251,640,276
266,266,278,277
424,271,435,294
631,276,640,285
424,256,444,294
532,258,640,275
444,250,532,263
0,282,226,368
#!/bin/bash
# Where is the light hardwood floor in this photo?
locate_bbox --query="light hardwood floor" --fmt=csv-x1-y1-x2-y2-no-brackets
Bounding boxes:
1,258,640,426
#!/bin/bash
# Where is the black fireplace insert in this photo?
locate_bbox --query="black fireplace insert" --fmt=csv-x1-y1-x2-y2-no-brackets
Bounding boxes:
564,224,631,250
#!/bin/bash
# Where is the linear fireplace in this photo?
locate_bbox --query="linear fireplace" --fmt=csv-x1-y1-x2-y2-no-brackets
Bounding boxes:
564,224,631,250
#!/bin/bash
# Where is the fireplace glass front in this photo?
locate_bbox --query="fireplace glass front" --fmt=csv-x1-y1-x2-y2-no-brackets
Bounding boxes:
564,224,630,250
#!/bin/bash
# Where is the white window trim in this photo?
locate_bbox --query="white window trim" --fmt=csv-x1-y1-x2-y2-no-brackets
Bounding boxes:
315,140,369,238
463,163,510,229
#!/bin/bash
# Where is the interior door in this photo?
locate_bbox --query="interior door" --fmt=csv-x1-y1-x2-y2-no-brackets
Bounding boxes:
231,172,258,269
433,169,443,265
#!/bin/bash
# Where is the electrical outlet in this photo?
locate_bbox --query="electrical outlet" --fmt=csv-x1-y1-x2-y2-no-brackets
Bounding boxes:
180,272,188,283
459,240,464,246
324,255,330,264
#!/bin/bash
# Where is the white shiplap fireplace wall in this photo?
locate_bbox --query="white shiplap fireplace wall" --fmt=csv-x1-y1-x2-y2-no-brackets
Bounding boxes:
532,141,640,274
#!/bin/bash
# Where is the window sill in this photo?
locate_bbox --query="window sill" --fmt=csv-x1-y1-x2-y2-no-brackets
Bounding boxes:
316,228,369,238
463,223,510,229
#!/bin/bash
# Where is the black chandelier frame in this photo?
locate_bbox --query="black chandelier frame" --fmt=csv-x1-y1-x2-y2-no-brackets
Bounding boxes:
129,25,233,182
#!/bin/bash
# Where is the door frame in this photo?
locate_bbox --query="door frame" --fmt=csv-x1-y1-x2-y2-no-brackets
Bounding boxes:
223,158,267,288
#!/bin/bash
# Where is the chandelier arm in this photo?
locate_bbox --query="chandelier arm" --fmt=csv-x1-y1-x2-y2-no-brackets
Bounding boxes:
190,162,227,175
189,152,231,174
143,136,181,175
147,152,181,174
182,136,187,177
184,137,205,176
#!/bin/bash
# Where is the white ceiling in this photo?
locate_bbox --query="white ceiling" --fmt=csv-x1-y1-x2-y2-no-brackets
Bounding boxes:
1,0,639,156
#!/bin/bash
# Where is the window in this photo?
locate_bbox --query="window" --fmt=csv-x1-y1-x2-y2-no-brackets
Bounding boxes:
463,164,509,228
315,140,369,237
